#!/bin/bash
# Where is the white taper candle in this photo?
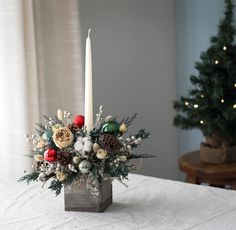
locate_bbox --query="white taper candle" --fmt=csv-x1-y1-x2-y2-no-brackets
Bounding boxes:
84,29,93,131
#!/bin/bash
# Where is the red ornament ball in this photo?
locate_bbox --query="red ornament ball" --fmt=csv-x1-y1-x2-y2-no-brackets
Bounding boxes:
73,115,85,128
44,149,57,162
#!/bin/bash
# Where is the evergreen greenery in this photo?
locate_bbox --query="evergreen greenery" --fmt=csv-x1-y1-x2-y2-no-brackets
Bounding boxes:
173,0,236,146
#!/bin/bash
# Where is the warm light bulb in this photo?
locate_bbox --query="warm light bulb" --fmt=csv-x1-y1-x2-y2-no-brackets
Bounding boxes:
215,60,219,64
221,99,224,103
200,120,204,124
185,102,189,106
223,46,227,50
234,83,236,88
200,94,204,98
233,104,236,109
194,104,199,108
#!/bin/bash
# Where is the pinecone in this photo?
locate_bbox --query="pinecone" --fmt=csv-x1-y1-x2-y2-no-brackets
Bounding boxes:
100,134,121,152
57,152,72,165
67,124,80,134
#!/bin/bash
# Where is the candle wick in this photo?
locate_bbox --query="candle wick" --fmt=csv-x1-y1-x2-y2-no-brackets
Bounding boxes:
88,28,91,37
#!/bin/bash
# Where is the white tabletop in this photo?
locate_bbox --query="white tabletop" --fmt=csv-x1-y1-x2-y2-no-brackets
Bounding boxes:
1,174,236,230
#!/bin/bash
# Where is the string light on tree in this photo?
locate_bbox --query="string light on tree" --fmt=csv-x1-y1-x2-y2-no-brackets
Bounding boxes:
185,101,189,106
223,46,227,50
215,60,219,64
233,104,236,109
194,104,199,108
200,120,204,124
234,83,236,88
221,99,224,103
200,95,204,98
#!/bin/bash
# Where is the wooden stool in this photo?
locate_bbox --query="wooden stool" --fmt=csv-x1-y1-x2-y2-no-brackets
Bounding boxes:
179,151,236,190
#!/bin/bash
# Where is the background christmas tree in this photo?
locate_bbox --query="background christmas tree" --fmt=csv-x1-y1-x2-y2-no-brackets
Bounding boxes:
173,0,236,148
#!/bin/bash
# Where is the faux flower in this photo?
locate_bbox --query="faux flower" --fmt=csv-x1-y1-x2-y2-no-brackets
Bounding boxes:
44,149,57,162
52,127,74,149
96,149,107,159
56,172,66,181
74,136,92,155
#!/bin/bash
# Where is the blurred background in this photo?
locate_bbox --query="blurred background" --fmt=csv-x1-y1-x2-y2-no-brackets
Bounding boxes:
0,0,231,181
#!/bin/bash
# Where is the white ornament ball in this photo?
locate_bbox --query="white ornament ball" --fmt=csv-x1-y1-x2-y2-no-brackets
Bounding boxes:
134,139,140,145
138,137,142,142
93,143,100,153
73,156,80,164
131,136,136,140
126,138,131,143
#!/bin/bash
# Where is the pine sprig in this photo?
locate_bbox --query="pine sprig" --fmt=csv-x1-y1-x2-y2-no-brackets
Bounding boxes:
135,129,150,140
48,180,63,196
121,113,137,127
18,171,39,184
129,153,155,159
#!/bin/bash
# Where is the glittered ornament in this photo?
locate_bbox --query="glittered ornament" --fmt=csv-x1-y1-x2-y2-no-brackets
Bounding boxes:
73,115,85,128
57,152,72,166
44,149,57,162
100,134,121,152
102,121,120,134
78,160,92,174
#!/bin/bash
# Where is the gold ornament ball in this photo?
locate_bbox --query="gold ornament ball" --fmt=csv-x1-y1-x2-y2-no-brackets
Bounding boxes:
92,143,100,153
96,149,107,159
34,154,44,162
56,172,66,181
119,123,128,133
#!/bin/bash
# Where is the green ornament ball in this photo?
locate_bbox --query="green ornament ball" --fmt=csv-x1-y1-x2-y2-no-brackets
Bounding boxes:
102,121,120,134
78,160,92,174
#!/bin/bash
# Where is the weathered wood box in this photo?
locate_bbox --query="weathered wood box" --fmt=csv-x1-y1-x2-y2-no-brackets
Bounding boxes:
64,180,112,212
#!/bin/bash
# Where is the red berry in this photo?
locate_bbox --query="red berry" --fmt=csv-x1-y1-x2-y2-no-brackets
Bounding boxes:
44,149,57,162
73,115,85,128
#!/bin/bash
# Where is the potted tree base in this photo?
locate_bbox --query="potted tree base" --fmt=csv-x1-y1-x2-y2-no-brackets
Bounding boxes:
200,143,236,164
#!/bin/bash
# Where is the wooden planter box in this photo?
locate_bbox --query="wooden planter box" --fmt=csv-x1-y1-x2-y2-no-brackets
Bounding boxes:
64,180,112,212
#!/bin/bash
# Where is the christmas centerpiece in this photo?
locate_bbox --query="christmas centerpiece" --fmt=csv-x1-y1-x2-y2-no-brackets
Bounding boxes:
19,30,152,212
19,107,150,212
173,0,236,164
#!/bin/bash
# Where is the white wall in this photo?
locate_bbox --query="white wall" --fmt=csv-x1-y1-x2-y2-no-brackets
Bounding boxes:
79,0,178,180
